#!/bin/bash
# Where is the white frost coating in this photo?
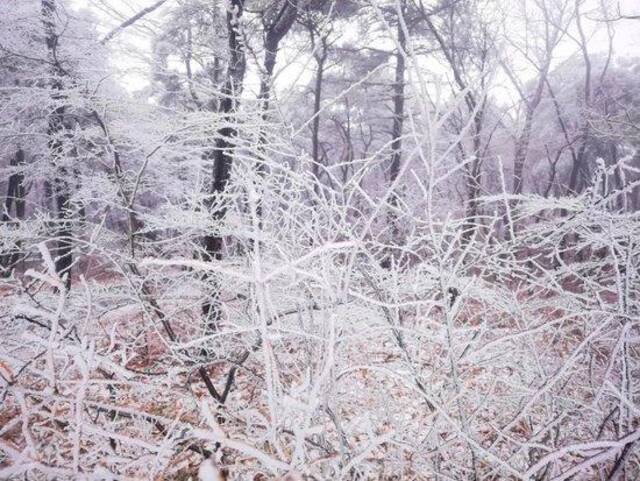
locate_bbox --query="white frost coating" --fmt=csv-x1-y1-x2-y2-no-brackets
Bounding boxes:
198,458,224,481
1,1,640,480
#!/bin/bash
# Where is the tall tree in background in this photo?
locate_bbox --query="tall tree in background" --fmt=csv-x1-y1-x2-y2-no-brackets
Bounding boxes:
418,0,493,243
257,0,301,116
300,3,334,188
566,0,594,196
1,148,26,273
295,0,368,199
498,0,571,237
151,0,228,109
387,0,407,248
42,0,74,289
202,0,247,332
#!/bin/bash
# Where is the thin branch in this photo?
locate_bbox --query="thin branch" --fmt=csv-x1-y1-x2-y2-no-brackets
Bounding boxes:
99,0,169,45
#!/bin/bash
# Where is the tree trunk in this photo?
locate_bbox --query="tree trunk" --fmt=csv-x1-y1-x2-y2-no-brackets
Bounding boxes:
42,0,73,290
256,0,300,150
567,0,592,197
512,51,554,198
2,148,25,223
201,0,246,332
461,113,483,245
388,2,406,240
419,6,485,246
310,40,327,189
1,148,27,273
251,1,299,229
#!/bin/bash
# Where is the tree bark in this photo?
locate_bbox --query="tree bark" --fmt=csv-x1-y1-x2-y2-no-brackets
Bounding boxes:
201,0,247,332
252,1,299,225
42,0,73,290
310,38,328,188
388,1,407,241
2,148,26,223
420,6,485,245
567,0,592,196
257,0,300,116
1,148,26,273
512,68,551,197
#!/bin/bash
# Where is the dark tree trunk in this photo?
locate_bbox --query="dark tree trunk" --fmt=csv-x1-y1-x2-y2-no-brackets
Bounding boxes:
1,148,27,273
255,0,300,180
201,0,247,332
512,74,548,197
52,167,73,288
463,130,482,243
379,1,408,270
42,0,73,290
251,1,299,229
559,2,593,262
2,148,26,223
567,0,592,198
311,46,326,183
505,63,551,239
420,5,485,246
258,44,278,114
388,1,406,240
257,0,299,116
304,18,329,196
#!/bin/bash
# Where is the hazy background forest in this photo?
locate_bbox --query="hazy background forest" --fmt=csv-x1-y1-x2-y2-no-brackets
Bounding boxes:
1,0,640,480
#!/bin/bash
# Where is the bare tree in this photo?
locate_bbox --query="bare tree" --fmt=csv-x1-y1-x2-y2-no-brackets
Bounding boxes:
201,0,247,331
42,0,74,290
1,148,26,273
417,0,492,244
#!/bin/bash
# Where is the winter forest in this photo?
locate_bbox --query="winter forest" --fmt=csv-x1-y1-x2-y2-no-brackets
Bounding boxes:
1,0,640,479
